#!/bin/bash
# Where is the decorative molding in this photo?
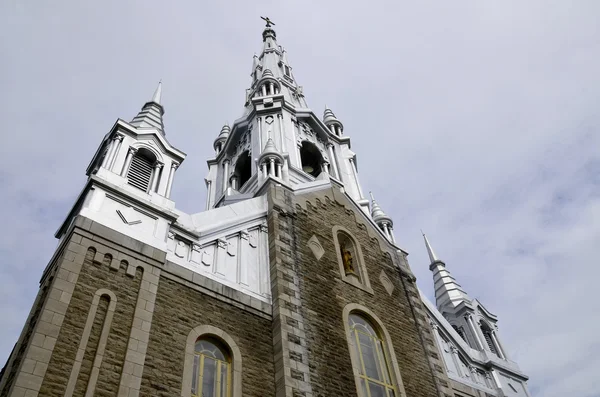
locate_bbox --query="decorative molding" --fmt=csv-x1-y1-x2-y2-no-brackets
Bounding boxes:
379,270,394,296
65,289,117,397
116,209,142,226
307,235,324,261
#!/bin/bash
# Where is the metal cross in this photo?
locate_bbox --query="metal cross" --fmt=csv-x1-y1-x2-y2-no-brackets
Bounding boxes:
260,16,275,27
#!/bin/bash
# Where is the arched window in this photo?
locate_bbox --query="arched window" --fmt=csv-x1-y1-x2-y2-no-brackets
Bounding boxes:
192,338,231,397
127,148,156,192
299,141,323,178
452,325,468,344
480,323,498,356
348,314,396,397
233,151,251,190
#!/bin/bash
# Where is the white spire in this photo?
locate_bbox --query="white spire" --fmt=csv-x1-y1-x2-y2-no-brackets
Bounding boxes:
151,80,162,104
130,81,166,134
423,231,471,311
422,231,439,263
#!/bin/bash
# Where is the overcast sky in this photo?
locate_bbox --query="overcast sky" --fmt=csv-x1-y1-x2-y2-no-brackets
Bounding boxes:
1,1,599,396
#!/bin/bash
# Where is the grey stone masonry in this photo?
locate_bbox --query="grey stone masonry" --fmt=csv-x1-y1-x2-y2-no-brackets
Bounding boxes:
398,260,455,397
267,184,314,397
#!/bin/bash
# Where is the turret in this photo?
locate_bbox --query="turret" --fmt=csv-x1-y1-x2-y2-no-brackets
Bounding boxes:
213,124,230,155
323,106,344,136
369,192,396,243
257,138,285,183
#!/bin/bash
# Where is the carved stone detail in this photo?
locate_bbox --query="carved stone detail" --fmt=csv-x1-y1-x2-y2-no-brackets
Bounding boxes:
307,235,324,261
379,270,394,296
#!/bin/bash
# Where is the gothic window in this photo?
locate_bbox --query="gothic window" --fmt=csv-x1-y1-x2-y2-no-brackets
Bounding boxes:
348,313,396,397
233,151,252,190
333,226,372,293
192,338,231,397
299,141,323,178
127,148,156,192
284,65,290,77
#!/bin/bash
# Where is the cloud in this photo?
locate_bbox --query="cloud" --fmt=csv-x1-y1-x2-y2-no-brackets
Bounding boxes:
1,1,598,396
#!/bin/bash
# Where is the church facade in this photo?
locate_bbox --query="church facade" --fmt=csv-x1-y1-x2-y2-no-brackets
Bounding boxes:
0,23,530,397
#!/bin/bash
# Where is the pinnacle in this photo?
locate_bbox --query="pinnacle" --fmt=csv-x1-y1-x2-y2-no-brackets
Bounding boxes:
151,80,162,105
130,81,165,133
369,191,392,225
422,232,439,263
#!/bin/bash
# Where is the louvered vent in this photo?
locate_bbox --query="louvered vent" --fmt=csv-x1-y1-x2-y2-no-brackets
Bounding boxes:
483,331,497,355
127,154,153,191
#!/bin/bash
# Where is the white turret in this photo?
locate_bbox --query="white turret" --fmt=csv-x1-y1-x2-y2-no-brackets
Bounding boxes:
369,192,396,243
323,106,344,137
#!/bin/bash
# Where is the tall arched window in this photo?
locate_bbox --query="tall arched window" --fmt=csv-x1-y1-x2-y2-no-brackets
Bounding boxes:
348,314,396,397
192,338,231,397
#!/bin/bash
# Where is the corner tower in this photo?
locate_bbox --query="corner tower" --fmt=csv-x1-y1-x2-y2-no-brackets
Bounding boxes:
421,233,531,396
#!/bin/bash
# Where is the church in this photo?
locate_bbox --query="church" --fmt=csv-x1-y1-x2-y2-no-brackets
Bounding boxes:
0,21,530,397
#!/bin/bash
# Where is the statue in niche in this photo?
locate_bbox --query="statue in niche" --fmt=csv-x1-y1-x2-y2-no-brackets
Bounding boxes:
340,242,356,275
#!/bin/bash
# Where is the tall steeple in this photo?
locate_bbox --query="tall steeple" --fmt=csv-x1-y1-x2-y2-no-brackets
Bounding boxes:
422,232,471,311
204,20,369,213
130,81,165,134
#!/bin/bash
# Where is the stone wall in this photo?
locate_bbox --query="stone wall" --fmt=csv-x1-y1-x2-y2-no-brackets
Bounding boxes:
39,244,144,396
140,275,275,397
267,184,450,397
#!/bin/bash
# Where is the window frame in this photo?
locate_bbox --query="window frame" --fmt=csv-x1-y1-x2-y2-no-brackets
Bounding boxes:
192,338,231,397
343,304,407,397
333,226,373,294
181,325,242,397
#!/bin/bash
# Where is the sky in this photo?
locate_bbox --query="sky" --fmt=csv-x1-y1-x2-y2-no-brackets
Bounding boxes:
1,1,599,396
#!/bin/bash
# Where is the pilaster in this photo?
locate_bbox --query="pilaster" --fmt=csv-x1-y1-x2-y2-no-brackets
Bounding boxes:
266,184,313,397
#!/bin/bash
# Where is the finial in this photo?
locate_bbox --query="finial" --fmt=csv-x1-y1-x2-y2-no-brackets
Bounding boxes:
422,232,439,263
369,191,375,201
260,16,275,27
151,80,162,105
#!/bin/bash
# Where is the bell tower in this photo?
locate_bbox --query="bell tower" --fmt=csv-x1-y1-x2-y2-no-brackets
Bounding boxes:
204,22,371,215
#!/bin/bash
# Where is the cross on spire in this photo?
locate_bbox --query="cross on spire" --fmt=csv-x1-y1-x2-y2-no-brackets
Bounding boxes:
260,16,275,27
